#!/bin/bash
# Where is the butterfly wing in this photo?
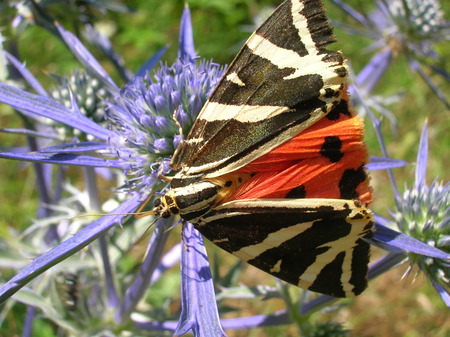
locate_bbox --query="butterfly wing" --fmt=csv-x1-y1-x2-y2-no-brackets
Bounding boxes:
176,0,348,178
196,199,373,297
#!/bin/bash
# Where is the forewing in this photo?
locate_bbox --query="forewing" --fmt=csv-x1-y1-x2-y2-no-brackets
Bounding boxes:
195,199,373,297
177,0,348,178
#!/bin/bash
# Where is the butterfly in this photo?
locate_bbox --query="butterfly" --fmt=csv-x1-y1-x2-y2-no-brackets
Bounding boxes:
153,0,373,297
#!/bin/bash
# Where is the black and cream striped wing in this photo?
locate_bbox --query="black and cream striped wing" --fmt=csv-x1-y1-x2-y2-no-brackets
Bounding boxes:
195,199,373,297
176,0,348,178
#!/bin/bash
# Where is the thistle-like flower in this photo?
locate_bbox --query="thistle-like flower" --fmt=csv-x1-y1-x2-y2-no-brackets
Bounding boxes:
108,59,224,194
332,0,450,108
395,180,450,294
388,0,448,40
47,70,111,140
391,124,449,303
366,118,450,307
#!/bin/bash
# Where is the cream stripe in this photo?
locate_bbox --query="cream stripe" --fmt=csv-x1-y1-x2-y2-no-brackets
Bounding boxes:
297,218,370,297
226,72,245,86
201,199,370,224
199,101,289,122
211,198,363,212
202,198,370,231
247,34,329,81
291,0,318,56
233,221,316,261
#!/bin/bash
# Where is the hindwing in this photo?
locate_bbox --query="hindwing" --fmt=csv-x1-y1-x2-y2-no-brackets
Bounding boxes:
196,199,373,297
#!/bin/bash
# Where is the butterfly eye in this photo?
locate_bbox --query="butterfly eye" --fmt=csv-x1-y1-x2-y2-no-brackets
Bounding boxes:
161,210,171,218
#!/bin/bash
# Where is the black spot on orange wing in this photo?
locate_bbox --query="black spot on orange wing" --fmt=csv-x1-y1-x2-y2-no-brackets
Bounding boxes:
320,136,343,162
339,165,367,199
286,185,306,198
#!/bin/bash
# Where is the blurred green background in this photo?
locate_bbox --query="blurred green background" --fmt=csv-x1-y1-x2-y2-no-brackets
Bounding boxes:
0,0,448,336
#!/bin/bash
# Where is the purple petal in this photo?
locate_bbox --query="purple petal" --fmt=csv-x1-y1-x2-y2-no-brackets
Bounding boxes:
0,83,112,140
368,252,408,279
331,0,370,26
374,214,392,227
23,307,35,337
431,280,450,308
415,122,428,189
351,49,392,96
174,223,226,337
301,295,337,315
367,156,409,171
220,311,289,330
136,46,168,78
4,52,47,96
408,56,450,109
134,310,291,332
178,4,196,60
0,194,141,304
133,320,178,332
83,24,133,82
0,151,125,168
39,142,108,153
371,221,450,260
362,103,401,199
55,23,119,94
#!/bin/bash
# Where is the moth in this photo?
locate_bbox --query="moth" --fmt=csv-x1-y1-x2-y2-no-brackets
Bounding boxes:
154,0,373,297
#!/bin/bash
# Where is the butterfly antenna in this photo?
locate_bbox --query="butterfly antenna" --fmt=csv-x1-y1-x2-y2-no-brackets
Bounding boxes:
69,193,159,219
135,193,158,218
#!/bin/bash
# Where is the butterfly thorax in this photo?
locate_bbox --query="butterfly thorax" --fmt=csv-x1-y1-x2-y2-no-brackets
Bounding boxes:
154,172,254,223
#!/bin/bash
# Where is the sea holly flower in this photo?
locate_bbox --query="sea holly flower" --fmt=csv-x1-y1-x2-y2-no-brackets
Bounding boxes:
374,123,450,306
49,70,111,127
332,0,450,108
107,58,225,194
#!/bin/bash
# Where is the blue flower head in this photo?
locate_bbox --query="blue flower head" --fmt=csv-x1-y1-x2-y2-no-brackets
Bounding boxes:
50,70,110,124
392,124,449,298
388,0,448,42
107,59,224,194
333,0,450,109
395,180,450,287
48,70,111,140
